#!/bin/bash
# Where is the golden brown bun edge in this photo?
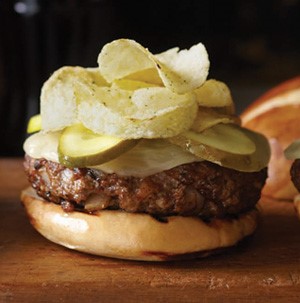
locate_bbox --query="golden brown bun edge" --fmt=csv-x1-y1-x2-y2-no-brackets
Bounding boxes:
21,187,258,261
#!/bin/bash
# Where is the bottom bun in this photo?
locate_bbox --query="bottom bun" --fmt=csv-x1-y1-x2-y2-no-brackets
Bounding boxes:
21,187,259,261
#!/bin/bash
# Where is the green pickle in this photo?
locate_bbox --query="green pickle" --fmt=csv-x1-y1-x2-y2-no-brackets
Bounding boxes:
187,123,255,155
169,123,270,172
27,114,42,133
58,124,139,168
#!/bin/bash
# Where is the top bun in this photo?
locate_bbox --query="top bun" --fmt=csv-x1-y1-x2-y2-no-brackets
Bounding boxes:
241,76,300,200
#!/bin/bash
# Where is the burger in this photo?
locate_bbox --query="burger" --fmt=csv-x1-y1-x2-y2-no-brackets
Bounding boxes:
21,39,270,261
285,140,300,217
241,77,300,200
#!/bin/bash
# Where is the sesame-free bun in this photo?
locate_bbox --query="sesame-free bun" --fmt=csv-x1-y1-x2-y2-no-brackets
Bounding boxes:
241,77,300,200
21,187,258,261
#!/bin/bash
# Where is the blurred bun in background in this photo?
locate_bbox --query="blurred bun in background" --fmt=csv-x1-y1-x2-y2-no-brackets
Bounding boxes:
241,77,300,200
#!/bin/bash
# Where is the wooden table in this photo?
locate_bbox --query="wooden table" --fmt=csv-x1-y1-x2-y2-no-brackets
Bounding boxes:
1,158,299,302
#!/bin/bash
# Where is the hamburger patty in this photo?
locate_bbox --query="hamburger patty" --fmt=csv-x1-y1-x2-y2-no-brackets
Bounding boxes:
291,159,300,192
24,155,267,219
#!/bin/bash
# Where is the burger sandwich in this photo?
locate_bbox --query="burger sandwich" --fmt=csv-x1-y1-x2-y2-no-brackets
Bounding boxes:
21,39,270,261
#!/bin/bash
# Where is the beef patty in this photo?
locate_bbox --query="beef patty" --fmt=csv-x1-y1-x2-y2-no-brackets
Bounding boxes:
24,155,267,219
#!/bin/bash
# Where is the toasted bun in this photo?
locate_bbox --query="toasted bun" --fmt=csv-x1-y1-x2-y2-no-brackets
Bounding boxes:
241,77,300,200
21,187,258,261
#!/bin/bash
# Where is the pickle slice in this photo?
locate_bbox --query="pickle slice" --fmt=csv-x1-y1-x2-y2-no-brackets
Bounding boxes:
27,114,42,133
169,125,270,172
284,140,300,160
58,124,139,168
187,123,255,155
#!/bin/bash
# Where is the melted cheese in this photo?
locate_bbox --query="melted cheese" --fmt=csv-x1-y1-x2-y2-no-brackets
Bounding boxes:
24,132,201,177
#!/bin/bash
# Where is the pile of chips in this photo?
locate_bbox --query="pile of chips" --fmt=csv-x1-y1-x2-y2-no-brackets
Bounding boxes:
41,39,235,139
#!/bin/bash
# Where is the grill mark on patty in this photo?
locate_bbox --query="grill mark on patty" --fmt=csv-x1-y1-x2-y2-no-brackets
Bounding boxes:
151,215,169,223
24,155,267,219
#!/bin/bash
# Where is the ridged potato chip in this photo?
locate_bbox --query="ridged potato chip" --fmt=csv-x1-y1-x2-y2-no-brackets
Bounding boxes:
41,66,108,131
77,83,198,138
112,79,157,91
155,43,210,94
97,39,154,82
125,68,163,86
85,67,109,86
130,87,196,119
191,107,240,133
98,39,210,94
194,79,234,110
40,40,235,142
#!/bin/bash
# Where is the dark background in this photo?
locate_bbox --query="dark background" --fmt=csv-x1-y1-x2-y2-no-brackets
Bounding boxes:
0,0,299,156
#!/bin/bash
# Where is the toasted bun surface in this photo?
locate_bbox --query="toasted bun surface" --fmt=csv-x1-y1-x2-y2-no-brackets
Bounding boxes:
241,77,300,200
21,187,258,261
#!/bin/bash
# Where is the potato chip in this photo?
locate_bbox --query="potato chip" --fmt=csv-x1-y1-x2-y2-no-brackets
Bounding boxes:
131,87,196,119
131,102,197,138
154,43,210,94
41,66,108,131
97,39,210,94
40,40,226,140
213,104,236,115
97,39,154,82
112,79,157,91
155,47,180,59
125,68,163,86
41,67,78,131
77,83,197,138
194,79,234,109
86,67,109,86
191,107,240,133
